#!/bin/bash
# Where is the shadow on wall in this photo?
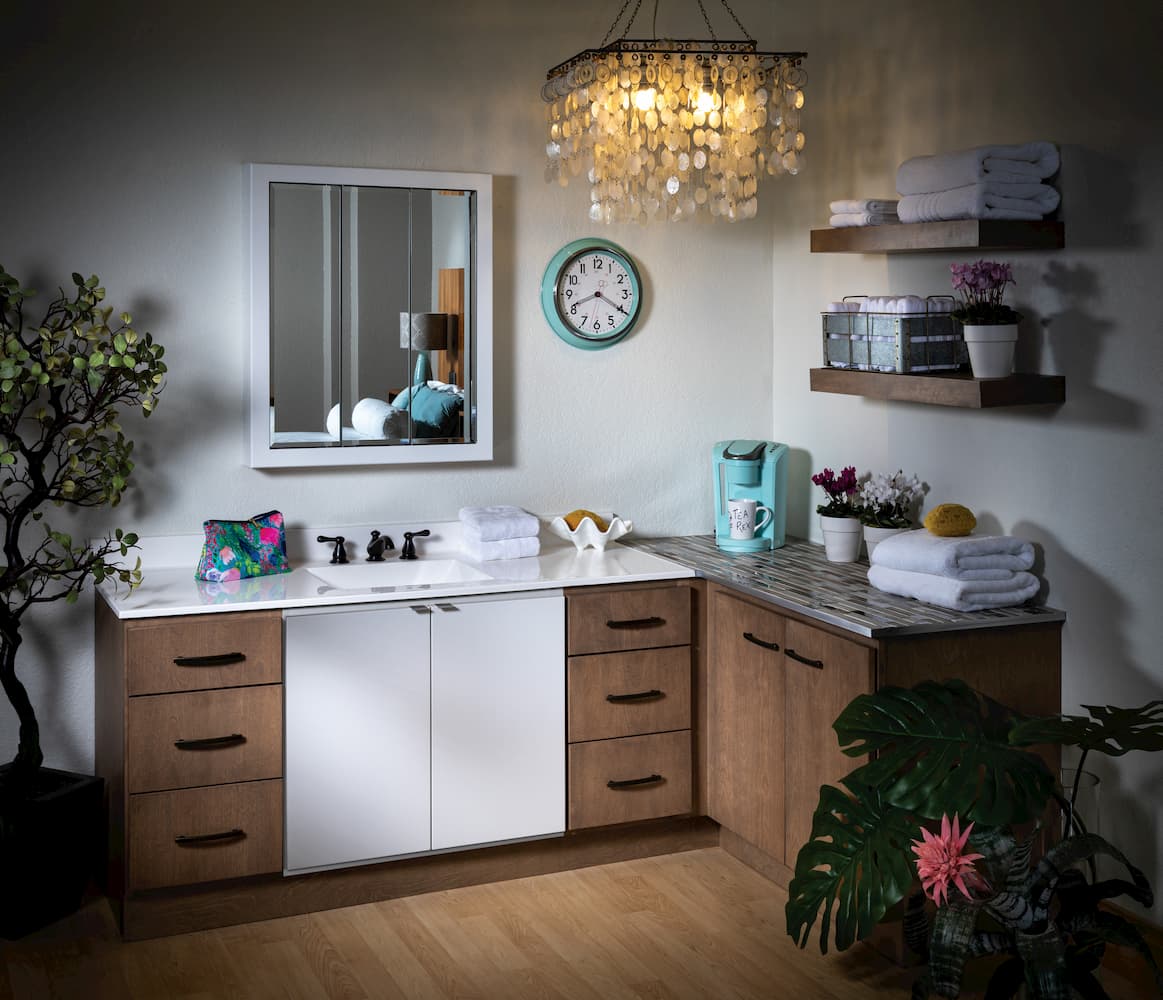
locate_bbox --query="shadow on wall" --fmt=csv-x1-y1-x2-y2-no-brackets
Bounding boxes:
1012,519,1162,916
1057,145,1143,251
1035,260,1144,430
784,445,815,538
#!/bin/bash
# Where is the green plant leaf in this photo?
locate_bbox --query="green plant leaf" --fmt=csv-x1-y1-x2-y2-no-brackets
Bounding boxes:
833,680,1055,827
1010,701,1163,757
786,779,917,954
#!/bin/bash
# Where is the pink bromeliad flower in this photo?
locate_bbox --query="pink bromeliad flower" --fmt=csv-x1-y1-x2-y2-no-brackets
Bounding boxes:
911,813,986,906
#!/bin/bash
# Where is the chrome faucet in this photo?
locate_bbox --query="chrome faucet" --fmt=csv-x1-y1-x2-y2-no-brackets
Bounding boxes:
366,530,395,562
400,529,430,561
317,535,347,564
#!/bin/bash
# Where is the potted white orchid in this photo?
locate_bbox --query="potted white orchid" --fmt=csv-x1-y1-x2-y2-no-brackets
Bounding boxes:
858,470,925,560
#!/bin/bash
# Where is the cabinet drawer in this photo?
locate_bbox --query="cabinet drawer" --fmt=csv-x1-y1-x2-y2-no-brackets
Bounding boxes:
568,730,691,829
128,779,283,890
126,611,282,696
568,647,691,742
567,586,690,655
127,685,283,793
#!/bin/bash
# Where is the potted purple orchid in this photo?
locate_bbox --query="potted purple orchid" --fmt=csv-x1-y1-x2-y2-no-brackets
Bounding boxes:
950,259,1020,378
811,465,863,562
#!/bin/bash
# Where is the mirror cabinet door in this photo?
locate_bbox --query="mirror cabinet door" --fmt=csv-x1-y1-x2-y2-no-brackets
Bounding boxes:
248,164,492,467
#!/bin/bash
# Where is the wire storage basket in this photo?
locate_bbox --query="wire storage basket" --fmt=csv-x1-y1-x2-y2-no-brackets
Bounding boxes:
822,296,968,373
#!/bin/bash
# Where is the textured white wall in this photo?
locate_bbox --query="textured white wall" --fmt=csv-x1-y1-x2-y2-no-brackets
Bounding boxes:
2,0,1161,923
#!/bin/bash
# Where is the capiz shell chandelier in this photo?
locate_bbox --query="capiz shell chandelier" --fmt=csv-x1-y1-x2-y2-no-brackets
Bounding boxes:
542,0,807,223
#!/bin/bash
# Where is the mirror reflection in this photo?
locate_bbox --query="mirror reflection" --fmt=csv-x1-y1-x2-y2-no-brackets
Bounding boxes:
247,165,492,468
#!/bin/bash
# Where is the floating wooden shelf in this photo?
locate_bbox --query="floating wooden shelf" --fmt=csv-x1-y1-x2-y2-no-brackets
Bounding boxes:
809,220,1065,254
809,368,1066,408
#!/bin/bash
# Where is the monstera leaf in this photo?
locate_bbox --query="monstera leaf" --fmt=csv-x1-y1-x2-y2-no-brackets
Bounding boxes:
1010,700,1163,756
785,778,916,954
834,680,1056,827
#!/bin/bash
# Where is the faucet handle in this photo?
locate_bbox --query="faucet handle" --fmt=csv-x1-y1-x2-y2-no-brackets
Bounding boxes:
316,534,348,564
400,528,431,561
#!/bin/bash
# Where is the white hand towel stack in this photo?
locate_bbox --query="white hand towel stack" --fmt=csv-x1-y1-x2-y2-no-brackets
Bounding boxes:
459,505,541,562
867,531,1040,612
896,142,1060,223
829,198,899,228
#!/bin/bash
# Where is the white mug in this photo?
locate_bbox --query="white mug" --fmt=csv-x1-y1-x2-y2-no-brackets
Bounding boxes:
727,498,773,540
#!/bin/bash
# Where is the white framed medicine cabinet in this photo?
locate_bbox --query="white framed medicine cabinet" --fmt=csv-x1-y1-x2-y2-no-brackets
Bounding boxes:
246,163,493,468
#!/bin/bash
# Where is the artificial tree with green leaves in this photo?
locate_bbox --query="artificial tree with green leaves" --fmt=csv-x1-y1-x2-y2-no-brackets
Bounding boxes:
0,268,165,790
785,680,1163,1000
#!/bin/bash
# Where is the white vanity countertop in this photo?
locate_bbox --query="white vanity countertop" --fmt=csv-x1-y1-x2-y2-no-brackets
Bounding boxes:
98,520,694,620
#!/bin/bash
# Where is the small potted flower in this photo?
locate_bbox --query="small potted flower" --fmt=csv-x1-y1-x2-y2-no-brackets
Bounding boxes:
950,259,1021,378
859,469,925,560
811,465,863,562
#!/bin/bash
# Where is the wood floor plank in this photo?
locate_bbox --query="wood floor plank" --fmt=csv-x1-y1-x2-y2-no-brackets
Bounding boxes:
14,847,1149,999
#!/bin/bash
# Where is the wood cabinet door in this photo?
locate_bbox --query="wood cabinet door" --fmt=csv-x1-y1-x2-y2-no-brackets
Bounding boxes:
431,592,566,851
284,604,432,872
707,587,787,861
782,619,874,865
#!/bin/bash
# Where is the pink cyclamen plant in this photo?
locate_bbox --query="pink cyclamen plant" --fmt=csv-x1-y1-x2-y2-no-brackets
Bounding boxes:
950,260,1020,325
911,813,986,906
812,465,860,517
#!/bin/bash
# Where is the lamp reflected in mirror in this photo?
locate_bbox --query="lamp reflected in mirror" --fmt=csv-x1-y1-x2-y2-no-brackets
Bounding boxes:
400,312,455,385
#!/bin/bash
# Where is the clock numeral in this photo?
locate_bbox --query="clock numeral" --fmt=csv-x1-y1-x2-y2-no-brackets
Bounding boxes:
616,274,625,284
621,289,629,299
565,288,573,299
579,262,586,275
568,275,578,286
593,256,603,270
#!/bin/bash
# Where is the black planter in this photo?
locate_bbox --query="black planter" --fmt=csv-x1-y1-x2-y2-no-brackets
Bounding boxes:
0,765,104,939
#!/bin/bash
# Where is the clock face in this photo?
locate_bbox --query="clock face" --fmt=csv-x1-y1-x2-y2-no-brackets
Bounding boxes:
540,239,642,350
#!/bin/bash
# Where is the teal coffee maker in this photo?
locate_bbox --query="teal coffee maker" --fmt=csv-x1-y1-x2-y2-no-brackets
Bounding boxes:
712,440,789,552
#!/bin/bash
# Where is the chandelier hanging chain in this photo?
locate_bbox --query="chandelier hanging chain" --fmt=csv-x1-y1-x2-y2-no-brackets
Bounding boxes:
694,0,717,40
604,0,760,49
600,0,643,47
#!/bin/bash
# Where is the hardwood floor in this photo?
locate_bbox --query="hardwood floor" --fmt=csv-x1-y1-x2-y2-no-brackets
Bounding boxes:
0,847,1145,999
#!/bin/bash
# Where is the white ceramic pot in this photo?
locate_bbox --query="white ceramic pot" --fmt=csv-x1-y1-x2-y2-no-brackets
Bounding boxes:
863,525,910,561
962,323,1018,379
820,515,862,562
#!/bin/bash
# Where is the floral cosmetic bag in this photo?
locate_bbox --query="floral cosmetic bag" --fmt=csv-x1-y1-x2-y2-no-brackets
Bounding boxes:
195,510,291,582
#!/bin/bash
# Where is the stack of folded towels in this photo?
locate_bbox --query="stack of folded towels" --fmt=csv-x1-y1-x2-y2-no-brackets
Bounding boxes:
828,198,899,228
825,296,956,315
867,531,1040,612
896,141,1060,224
459,505,540,562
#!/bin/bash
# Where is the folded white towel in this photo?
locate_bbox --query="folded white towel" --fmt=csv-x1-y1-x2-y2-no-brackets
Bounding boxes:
896,142,1060,195
829,211,899,228
461,535,541,562
459,505,541,542
897,182,1060,224
871,531,1035,579
829,198,899,215
868,565,1040,612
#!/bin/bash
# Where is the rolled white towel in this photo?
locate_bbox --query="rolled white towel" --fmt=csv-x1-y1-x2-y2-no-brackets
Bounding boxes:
871,531,1035,579
461,534,541,562
829,198,899,215
351,397,399,438
896,142,1060,195
868,565,1040,612
897,182,1059,224
825,301,862,313
459,505,540,542
326,404,342,439
829,211,899,228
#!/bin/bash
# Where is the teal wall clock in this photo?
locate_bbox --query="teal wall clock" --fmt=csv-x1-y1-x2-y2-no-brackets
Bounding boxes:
540,238,643,350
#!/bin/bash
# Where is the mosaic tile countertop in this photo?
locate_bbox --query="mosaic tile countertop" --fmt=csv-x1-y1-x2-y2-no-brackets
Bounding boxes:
624,535,1065,638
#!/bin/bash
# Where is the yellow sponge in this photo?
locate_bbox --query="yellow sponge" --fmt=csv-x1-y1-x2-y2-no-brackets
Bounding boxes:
564,509,609,532
924,503,977,537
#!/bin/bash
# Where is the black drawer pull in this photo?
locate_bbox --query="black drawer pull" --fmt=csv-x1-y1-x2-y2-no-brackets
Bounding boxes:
785,648,824,669
174,733,247,751
606,689,664,704
607,773,663,789
742,631,780,652
174,828,246,846
172,652,246,668
606,616,665,630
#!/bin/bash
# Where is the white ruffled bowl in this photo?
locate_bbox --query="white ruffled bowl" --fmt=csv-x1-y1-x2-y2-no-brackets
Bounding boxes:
548,515,633,552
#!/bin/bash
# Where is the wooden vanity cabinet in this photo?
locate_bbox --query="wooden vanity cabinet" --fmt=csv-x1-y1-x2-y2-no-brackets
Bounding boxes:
565,582,695,829
706,581,1061,884
95,603,285,904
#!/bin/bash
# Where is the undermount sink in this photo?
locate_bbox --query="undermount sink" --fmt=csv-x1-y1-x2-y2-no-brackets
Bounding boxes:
307,559,493,591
